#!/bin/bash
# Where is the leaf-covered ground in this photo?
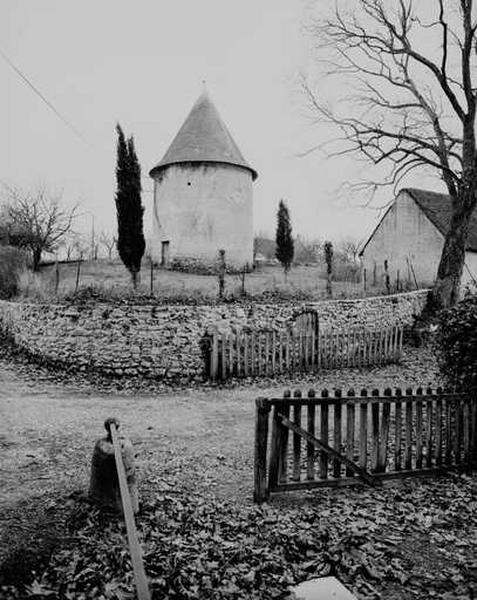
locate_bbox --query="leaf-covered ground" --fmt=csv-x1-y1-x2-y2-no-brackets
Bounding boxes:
1,344,476,599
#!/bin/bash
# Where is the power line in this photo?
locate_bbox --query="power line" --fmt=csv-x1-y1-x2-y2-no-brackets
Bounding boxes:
0,46,87,144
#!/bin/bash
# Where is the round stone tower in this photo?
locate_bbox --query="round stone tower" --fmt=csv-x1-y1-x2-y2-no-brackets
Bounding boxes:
149,90,257,270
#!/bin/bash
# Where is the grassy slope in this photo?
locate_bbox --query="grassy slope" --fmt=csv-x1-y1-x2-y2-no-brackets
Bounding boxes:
35,260,368,300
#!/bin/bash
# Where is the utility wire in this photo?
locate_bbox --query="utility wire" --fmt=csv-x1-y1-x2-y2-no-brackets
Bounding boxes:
0,46,87,144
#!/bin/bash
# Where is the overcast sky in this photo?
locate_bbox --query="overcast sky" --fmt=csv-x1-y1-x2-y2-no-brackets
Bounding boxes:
1,0,442,245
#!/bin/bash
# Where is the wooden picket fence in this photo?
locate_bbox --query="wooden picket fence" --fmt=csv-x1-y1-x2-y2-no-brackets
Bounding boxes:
254,387,477,502
207,324,403,381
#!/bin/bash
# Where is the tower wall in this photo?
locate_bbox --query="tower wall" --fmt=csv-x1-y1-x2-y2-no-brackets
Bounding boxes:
151,162,254,269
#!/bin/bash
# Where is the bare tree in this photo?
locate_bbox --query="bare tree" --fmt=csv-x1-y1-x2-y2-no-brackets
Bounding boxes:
70,232,90,260
2,185,77,271
99,230,117,260
304,0,477,309
338,237,361,263
294,235,321,264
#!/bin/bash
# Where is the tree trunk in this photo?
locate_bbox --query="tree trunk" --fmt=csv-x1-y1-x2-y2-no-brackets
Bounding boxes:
326,272,332,297
432,198,474,310
131,270,139,289
32,248,42,272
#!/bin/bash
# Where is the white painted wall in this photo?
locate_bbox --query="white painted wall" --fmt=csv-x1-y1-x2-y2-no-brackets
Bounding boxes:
150,162,254,267
361,190,444,287
361,190,477,291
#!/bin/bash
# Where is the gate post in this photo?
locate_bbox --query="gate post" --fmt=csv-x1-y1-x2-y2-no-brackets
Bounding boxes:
254,398,271,503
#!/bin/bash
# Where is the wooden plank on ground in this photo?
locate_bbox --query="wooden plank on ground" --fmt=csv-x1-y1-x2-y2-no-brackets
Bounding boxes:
110,422,151,600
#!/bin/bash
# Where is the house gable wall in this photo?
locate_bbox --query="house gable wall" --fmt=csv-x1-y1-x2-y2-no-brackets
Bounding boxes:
361,190,445,286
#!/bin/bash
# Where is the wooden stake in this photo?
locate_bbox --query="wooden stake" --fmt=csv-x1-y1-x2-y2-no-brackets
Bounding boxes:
109,421,151,600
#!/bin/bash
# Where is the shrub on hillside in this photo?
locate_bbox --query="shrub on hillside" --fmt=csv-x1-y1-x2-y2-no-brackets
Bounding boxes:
16,270,54,301
0,246,27,299
435,293,477,390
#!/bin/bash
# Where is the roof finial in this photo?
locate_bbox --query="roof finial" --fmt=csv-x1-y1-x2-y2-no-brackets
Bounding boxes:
201,79,207,94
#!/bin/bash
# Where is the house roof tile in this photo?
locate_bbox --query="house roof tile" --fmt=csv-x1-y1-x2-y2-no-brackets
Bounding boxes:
404,188,477,252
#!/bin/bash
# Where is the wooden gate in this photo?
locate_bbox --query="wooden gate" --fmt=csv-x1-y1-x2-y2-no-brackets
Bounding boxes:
294,309,319,335
254,387,477,502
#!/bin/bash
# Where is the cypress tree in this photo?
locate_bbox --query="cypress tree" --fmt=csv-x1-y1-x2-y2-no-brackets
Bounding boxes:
324,240,333,297
275,199,294,280
115,124,145,288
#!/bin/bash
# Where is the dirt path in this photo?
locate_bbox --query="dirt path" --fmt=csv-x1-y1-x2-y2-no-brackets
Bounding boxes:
0,344,440,510
2,345,452,597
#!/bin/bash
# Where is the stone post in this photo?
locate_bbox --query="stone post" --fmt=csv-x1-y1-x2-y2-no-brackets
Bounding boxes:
89,418,139,514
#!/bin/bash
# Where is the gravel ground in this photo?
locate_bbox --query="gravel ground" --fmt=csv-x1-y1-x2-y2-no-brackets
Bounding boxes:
0,342,442,591
0,342,440,506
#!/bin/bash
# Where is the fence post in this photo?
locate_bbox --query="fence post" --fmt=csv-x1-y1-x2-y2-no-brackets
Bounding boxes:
55,256,60,294
75,253,83,292
210,331,218,381
254,398,271,503
384,259,390,294
218,249,226,299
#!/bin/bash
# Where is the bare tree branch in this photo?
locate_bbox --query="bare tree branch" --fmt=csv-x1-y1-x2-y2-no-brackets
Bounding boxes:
305,0,477,308
1,185,78,270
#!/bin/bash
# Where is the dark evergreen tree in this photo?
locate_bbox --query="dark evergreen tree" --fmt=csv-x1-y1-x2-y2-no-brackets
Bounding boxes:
115,124,145,288
275,200,294,280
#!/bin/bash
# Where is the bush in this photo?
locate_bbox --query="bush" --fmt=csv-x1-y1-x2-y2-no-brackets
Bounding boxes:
16,270,54,301
435,293,477,390
0,246,27,299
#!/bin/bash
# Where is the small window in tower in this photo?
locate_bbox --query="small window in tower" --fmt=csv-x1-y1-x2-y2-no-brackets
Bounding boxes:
187,181,191,186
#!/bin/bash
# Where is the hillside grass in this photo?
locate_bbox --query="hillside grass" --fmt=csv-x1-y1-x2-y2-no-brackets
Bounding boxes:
30,260,388,303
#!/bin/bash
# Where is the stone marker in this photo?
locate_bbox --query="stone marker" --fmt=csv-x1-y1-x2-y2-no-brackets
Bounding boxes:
290,577,358,600
89,418,139,514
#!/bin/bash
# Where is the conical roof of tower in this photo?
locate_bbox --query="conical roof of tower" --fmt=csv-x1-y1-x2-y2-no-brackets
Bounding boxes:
149,90,258,180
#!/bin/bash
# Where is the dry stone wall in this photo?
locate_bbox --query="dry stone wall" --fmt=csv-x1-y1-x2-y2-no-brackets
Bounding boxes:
0,290,429,382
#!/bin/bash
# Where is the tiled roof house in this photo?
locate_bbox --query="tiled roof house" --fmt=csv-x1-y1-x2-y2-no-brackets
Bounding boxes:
359,188,477,289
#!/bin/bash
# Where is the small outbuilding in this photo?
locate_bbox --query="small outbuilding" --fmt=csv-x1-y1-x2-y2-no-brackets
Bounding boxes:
149,90,257,270
359,188,477,289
